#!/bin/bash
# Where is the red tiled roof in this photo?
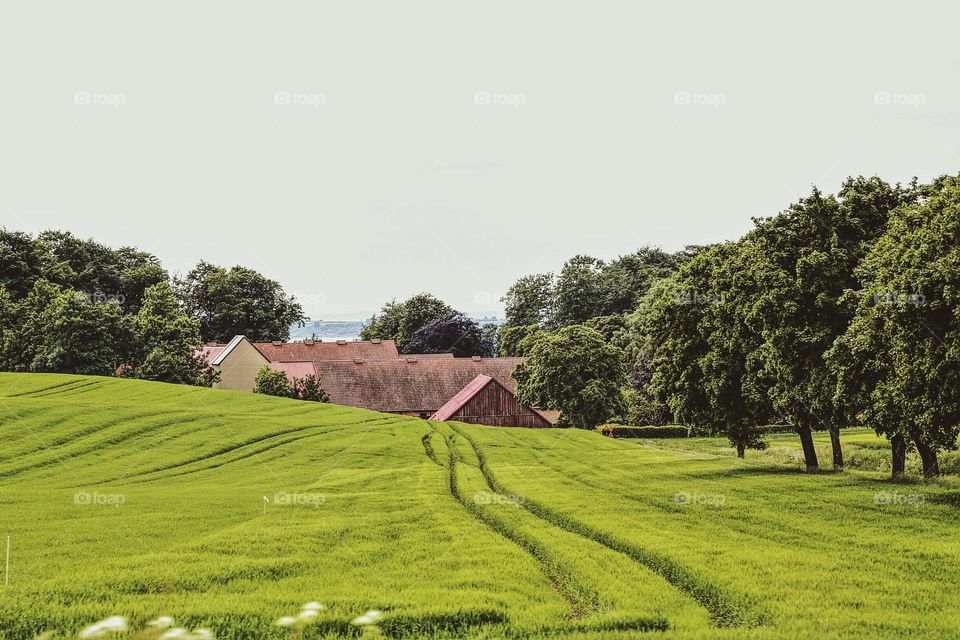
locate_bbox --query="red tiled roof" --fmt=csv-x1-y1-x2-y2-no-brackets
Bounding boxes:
196,345,225,363
313,357,526,413
268,361,318,380
430,374,494,421
255,340,399,362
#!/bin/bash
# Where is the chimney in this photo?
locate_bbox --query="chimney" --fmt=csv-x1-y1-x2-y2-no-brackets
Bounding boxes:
304,339,314,346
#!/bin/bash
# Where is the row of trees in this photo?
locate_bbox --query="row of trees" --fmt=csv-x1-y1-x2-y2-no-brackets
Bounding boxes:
0,230,306,385
502,175,960,478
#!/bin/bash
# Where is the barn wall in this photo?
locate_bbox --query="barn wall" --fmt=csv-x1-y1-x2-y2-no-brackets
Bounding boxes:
215,340,270,391
451,382,551,428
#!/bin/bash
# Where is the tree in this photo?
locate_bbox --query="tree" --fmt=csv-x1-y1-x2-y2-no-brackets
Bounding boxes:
253,366,295,398
746,178,915,470
0,229,52,299
0,229,167,312
552,256,606,327
126,282,217,386
403,312,485,357
829,175,960,478
514,325,626,429
0,279,131,376
499,324,542,357
480,323,500,358
640,243,770,457
501,273,554,327
600,247,686,316
294,374,331,403
174,261,305,343
254,366,330,402
359,293,453,349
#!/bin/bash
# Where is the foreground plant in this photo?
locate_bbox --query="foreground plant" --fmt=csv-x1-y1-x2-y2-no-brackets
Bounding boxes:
275,601,326,635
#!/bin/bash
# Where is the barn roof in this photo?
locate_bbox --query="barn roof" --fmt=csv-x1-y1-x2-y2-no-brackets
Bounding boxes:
197,345,226,363
268,360,318,380
430,374,495,421
255,339,399,362
313,357,525,413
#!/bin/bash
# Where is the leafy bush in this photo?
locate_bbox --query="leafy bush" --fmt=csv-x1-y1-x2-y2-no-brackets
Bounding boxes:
254,366,329,403
599,425,690,439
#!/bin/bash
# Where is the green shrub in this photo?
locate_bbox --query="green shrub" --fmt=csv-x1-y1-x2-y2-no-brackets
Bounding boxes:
599,425,690,439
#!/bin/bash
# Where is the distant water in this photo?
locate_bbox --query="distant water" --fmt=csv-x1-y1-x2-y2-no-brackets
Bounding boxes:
288,316,504,342
289,320,363,341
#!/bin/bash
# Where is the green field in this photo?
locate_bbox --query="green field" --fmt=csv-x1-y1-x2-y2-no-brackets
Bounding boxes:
1,373,958,639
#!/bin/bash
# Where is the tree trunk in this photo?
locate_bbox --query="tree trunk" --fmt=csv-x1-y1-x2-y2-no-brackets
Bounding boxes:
797,424,819,470
828,424,843,470
736,443,745,458
890,433,906,479
911,432,940,479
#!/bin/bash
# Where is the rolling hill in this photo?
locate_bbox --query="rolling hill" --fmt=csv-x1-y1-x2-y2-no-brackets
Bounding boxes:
0,373,958,639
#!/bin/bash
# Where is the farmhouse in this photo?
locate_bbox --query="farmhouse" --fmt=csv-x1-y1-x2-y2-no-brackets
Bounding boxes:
198,335,400,392
197,335,552,427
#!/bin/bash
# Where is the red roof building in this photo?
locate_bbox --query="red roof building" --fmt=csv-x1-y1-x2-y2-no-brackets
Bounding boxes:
430,374,551,428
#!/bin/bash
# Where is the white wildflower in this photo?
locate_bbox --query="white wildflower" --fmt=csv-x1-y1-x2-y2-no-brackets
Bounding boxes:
351,610,383,626
275,616,297,628
159,629,192,640
296,609,318,624
78,616,128,638
148,616,175,629
192,628,214,640
301,601,323,612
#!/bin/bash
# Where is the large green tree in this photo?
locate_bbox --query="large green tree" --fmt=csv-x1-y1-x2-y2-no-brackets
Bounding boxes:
501,273,554,328
174,261,305,343
745,178,914,469
641,242,770,456
829,175,960,478
514,325,626,429
403,312,485,357
126,282,217,386
0,279,131,376
360,293,453,349
552,255,606,327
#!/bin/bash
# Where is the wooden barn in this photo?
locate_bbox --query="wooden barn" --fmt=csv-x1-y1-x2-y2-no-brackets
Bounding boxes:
429,374,552,428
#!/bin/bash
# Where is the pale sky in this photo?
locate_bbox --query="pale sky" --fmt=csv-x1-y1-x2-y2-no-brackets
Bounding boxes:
2,1,959,319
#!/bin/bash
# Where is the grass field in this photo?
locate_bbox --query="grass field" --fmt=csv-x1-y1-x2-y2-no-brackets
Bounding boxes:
1,373,958,639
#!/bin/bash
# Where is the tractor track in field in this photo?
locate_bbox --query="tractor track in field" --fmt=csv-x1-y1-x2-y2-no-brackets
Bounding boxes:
449,424,768,629
0,408,186,462
1,378,100,397
523,442,843,554
123,426,361,484
434,426,596,621
0,413,210,481
100,416,397,485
